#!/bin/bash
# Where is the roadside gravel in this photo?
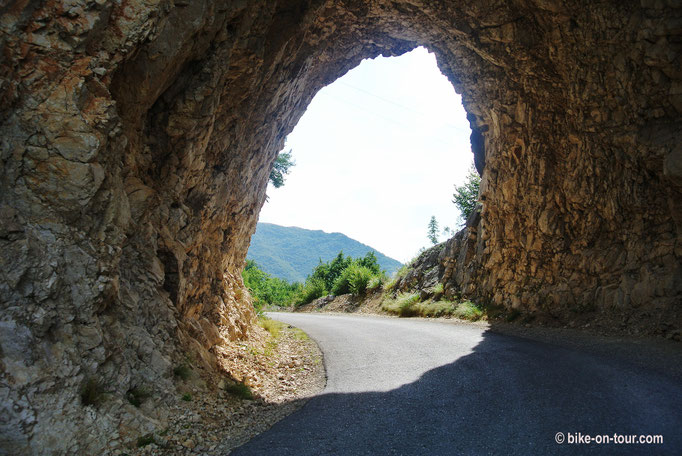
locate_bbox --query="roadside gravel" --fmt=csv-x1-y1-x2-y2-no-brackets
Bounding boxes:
129,321,325,455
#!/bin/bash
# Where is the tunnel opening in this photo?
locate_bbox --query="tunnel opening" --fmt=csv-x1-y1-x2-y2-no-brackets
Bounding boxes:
2,1,682,453
256,46,477,266
104,0,680,339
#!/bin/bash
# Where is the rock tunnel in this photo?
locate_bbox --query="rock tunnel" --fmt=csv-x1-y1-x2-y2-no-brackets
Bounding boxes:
0,0,681,452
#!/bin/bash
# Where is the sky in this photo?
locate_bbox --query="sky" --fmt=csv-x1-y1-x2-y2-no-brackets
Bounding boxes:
258,47,474,263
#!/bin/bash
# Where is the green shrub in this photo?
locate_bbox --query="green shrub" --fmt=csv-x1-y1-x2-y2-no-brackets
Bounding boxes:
431,283,444,296
333,264,377,296
453,300,484,321
243,260,303,310
382,292,420,317
80,378,106,407
173,364,192,381
367,275,383,291
224,380,254,400
181,393,192,401
296,278,327,306
453,163,481,224
126,386,151,408
415,300,455,317
331,268,352,295
137,434,156,448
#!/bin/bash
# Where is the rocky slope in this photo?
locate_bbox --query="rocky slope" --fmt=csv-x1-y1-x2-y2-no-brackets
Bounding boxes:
1,0,680,453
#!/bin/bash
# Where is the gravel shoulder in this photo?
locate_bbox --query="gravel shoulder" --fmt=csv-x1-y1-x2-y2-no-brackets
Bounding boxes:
130,320,326,455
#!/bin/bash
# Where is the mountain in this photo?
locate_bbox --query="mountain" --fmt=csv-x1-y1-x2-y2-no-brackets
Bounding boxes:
247,223,403,283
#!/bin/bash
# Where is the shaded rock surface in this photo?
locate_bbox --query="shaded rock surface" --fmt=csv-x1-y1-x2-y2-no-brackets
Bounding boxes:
1,0,681,453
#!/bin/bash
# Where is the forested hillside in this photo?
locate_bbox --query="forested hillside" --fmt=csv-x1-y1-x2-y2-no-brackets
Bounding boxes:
248,223,402,282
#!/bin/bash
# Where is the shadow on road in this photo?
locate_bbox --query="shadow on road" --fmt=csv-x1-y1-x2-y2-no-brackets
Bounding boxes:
231,324,682,455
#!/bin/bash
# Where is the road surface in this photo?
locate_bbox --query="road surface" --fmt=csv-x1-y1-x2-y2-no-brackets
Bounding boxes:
232,312,682,455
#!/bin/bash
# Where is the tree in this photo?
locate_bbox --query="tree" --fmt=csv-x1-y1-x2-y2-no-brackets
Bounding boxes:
453,163,481,224
269,149,295,188
427,216,439,245
356,251,382,275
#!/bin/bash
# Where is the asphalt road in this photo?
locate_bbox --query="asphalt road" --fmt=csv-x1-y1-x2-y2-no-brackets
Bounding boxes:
232,313,682,455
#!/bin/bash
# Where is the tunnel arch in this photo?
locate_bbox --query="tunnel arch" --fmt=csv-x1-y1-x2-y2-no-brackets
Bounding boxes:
1,0,680,453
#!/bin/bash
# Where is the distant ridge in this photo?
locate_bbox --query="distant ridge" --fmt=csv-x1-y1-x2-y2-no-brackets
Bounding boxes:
247,222,403,283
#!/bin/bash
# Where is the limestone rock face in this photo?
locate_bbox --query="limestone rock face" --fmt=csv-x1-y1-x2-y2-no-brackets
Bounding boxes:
1,0,680,453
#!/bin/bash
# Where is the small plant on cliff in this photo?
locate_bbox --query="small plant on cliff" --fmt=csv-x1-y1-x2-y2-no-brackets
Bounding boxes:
181,392,192,401
382,292,421,317
126,386,151,408
269,149,295,188
224,380,254,400
80,377,106,407
173,364,193,381
137,434,156,448
453,163,481,224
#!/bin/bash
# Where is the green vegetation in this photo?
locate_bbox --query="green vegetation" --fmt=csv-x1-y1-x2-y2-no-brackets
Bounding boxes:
181,392,192,401
297,277,326,305
173,364,192,381
381,292,421,317
453,163,481,224
80,378,106,407
224,380,254,400
258,317,287,338
427,216,439,245
126,386,151,408
247,222,402,283
382,289,486,321
137,434,156,448
243,260,303,312
295,251,386,306
452,300,484,320
269,149,295,188
243,251,388,310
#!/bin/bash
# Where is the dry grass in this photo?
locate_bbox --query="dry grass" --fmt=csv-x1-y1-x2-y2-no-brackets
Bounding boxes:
258,317,287,338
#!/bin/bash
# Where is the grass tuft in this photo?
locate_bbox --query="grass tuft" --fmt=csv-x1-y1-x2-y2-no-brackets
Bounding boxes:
292,328,309,341
382,293,485,321
137,434,155,448
181,392,192,401
224,380,254,400
452,300,484,321
173,364,192,381
258,317,287,338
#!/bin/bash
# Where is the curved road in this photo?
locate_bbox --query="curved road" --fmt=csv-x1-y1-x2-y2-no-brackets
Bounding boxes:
233,313,682,455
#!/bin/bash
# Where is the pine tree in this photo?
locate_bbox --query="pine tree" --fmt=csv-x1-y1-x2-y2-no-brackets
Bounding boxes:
427,216,439,245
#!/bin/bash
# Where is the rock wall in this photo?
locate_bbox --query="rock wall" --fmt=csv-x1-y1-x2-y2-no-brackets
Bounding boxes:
1,0,680,453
